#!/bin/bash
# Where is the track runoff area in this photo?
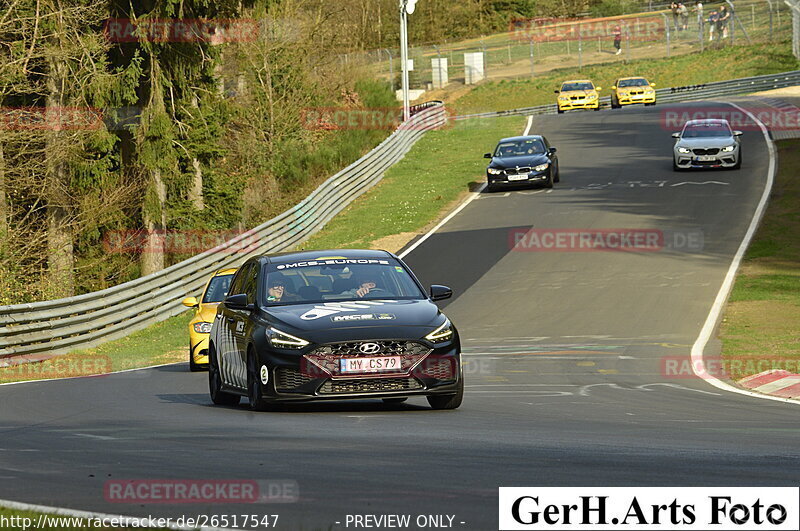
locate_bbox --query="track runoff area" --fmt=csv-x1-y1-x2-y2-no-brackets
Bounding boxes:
1,99,800,531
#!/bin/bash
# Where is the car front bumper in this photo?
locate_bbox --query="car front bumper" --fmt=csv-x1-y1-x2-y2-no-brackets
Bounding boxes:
488,168,550,186
557,99,599,110
254,340,462,402
190,333,210,367
674,149,739,168
617,93,656,105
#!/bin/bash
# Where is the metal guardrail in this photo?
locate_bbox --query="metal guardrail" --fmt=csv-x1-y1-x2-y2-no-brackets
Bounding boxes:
0,102,447,365
454,70,800,120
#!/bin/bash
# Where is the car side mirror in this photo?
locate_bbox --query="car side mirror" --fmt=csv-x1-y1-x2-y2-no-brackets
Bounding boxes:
611,86,616,90
430,285,452,302
224,293,250,310
484,153,492,159
595,87,602,91
549,147,557,154
553,90,560,94
733,130,743,136
672,132,681,138
650,82,657,87
182,296,199,308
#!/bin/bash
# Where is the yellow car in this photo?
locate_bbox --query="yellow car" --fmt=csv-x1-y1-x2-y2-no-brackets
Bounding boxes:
182,268,237,371
555,80,601,113
610,77,657,109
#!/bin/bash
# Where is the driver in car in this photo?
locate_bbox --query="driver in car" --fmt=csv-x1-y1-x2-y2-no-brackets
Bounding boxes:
344,274,385,298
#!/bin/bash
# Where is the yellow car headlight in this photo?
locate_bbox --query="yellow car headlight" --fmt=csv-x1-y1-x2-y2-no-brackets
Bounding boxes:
558,96,569,101
193,322,213,334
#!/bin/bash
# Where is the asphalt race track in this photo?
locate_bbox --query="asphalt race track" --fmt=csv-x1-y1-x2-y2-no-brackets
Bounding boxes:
2,101,799,531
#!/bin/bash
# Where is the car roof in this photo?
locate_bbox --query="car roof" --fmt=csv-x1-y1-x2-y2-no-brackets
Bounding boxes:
617,76,648,81
497,135,544,143
684,118,731,126
561,79,593,84
213,268,237,276
260,249,394,264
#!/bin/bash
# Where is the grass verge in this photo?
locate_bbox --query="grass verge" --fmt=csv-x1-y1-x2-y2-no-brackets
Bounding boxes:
720,139,800,381
452,42,798,113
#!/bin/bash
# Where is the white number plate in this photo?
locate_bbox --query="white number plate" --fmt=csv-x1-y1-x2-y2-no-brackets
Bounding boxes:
696,155,715,162
507,174,528,181
340,356,402,373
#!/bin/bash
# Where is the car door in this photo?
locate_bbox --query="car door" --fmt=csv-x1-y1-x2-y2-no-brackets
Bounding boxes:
229,261,260,388
218,263,250,390
542,136,558,170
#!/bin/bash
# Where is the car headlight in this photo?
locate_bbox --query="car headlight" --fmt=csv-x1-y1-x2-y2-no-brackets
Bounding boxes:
677,147,691,154
425,320,454,343
587,93,597,99
266,327,310,349
193,322,213,334
533,163,549,172
487,167,503,175
721,145,736,152
558,96,569,101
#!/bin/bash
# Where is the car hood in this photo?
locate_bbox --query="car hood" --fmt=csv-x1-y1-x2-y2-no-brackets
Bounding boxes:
560,90,596,97
676,137,736,148
262,299,444,343
489,154,549,169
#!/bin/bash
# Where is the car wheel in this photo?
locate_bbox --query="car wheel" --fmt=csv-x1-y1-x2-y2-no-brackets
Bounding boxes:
247,351,270,411
672,158,684,172
486,182,496,193
557,107,564,114
209,346,240,407
382,397,408,404
611,98,620,109
732,150,742,169
593,105,600,111
646,102,656,107
544,170,554,189
427,375,464,410
554,165,560,183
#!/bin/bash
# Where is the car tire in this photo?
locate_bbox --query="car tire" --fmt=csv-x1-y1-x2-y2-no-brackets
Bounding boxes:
427,375,464,410
553,165,560,183
646,102,656,107
486,182,496,193
672,158,684,172
382,397,408,404
247,351,271,412
732,150,742,170
557,107,564,114
189,346,203,372
209,346,240,407
593,106,600,111
544,170,554,189
611,98,620,109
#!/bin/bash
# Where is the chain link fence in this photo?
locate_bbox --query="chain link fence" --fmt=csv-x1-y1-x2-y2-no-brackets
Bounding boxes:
787,0,800,58
352,0,795,92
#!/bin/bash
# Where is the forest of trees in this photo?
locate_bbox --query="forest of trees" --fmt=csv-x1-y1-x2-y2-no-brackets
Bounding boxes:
0,0,635,305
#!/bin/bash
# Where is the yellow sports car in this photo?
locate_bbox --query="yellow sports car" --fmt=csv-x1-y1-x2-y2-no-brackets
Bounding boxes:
182,268,236,371
555,80,601,113
610,77,656,108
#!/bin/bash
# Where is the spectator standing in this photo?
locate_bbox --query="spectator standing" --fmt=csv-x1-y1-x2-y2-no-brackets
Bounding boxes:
707,8,719,40
693,1,704,29
717,4,730,39
613,24,622,55
671,2,680,30
677,2,690,30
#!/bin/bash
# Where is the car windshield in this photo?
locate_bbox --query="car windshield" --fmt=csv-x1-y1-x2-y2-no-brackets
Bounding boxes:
682,122,732,138
202,274,233,303
263,258,426,306
494,139,546,157
561,82,593,91
618,78,649,87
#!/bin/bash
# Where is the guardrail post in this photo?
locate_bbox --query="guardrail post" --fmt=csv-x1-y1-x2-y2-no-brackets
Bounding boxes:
529,38,535,77
578,23,583,71
661,13,671,57
765,0,774,40
383,49,394,91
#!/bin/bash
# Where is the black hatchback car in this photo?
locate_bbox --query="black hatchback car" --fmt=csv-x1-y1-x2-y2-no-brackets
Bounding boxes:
484,135,559,192
208,249,463,410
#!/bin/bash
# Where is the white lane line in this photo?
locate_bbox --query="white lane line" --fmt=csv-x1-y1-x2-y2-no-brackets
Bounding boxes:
400,114,531,259
0,498,237,531
690,102,799,405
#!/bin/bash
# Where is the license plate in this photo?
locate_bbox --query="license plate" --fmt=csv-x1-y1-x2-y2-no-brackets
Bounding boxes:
340,356,402,374
695,155,715,162
507,174,528,181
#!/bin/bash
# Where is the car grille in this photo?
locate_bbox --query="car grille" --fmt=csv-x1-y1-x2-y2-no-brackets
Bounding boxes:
275,367,315,392
503,167,531,176
692,148,720,155
629,90,644,95
319,377,423,394
303,341,431,377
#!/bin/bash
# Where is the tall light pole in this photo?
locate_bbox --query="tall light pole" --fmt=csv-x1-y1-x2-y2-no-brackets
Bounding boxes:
400,0,418,121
